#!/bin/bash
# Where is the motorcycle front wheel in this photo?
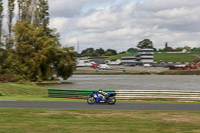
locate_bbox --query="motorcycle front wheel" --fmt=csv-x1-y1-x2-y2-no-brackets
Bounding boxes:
87,97,95,104
107,97,116,105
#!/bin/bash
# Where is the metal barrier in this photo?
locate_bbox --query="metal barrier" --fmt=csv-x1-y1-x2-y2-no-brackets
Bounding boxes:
48,89,114,98
48,89,200,100
116,90,200,100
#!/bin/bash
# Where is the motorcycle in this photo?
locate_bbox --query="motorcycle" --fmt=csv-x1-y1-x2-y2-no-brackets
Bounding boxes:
87,91,116,105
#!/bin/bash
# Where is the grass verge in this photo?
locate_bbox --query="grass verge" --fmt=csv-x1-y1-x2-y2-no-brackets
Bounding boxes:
158,70,200,75
74,72,154,75
74,70,200,75
0,82,47,96
0,109,200,133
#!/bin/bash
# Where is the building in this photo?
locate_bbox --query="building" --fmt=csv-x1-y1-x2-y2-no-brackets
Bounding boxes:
122,48,154,66
122,56,137,66
166,49,187,53
137,49,154,64
106,59,122,65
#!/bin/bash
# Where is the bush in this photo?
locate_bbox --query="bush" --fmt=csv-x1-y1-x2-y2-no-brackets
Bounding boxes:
0,91,4,96
0,76,19,83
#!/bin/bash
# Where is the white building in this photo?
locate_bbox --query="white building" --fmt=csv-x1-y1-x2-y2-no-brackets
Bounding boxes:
121,56,137,66
137,49,154,64
122,48,154,65
76,59,92,67
106,59,122,65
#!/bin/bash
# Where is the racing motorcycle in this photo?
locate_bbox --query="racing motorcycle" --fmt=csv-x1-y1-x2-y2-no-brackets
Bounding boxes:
87,91,116,104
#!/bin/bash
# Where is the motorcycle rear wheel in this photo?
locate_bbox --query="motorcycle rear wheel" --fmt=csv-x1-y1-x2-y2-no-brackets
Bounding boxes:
87,97,95,104
107,97,116,105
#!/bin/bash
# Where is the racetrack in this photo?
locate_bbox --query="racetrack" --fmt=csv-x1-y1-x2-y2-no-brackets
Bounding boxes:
0,101,200,111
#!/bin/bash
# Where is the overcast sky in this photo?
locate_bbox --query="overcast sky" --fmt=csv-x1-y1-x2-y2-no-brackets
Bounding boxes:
3,0,200,52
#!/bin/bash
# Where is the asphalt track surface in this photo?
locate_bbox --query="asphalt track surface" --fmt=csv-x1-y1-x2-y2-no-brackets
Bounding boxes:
0,101,200,111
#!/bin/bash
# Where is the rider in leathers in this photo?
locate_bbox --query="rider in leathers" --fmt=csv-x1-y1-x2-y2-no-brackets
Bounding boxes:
98,89,107,101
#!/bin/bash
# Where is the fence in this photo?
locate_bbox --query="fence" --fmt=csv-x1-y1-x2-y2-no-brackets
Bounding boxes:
48,89,114,98
48,89,200,100
115,90,200,100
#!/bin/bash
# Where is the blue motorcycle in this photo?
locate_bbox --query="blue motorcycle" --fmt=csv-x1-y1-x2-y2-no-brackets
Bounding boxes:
87,92,116,104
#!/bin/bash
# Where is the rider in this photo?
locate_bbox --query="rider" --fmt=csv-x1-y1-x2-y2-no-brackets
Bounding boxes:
98,89,107,100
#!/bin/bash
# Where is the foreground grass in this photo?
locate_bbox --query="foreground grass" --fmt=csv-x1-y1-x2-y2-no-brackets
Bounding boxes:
0,109,200,133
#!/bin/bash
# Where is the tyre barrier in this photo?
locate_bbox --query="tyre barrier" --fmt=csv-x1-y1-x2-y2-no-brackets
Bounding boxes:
48,89,200,100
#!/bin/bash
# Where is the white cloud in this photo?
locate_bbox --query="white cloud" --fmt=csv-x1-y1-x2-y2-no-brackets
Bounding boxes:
50,17,69,33
48,0,200,52
49,0,112,17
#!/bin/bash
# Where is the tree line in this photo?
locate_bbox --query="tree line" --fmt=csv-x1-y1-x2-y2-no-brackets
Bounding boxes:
0,0,77,81
80,48,117,57
80,39,200,56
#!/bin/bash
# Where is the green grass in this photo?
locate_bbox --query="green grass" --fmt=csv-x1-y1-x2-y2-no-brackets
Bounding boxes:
74,72,153,75
154,53,199,62
0,82,85,101
0,109,200,133
103,53,134,61
74,70,200,75
159,70,200,75
103,53,199,62
0,82,47,96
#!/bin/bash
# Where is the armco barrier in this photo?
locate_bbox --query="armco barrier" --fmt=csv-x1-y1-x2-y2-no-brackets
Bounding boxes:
115,90,200,100
48,89,115,98
48,89,200,100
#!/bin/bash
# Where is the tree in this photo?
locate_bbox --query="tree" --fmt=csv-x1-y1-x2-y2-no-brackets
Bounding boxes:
95,48,105,56
0,0,3,42
55,47,77,80
183,46,191,52
17,0,22,20
127,48,137,52
104,51,113,56
81,48,94,56
192,47,200,51
91,51,98,56
165,42,168,48
153,48,157,52
137,39,153,49
8,0,15,37
0,1,77,81
175,47,184,50
6,0,15,50
13,21,77,81
161,42,173,51
105,49,117,55
36,0,49,34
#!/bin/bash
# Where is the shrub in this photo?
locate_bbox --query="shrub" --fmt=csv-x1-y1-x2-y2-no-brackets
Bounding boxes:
0,91,4,96
0,76,19,83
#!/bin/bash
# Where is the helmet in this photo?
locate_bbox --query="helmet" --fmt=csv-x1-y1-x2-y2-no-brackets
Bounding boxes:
99,89,103,92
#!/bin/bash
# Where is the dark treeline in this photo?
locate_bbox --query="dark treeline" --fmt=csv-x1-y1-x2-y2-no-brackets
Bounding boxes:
80,48,117,57
80,39,200,56
0,0,77,81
